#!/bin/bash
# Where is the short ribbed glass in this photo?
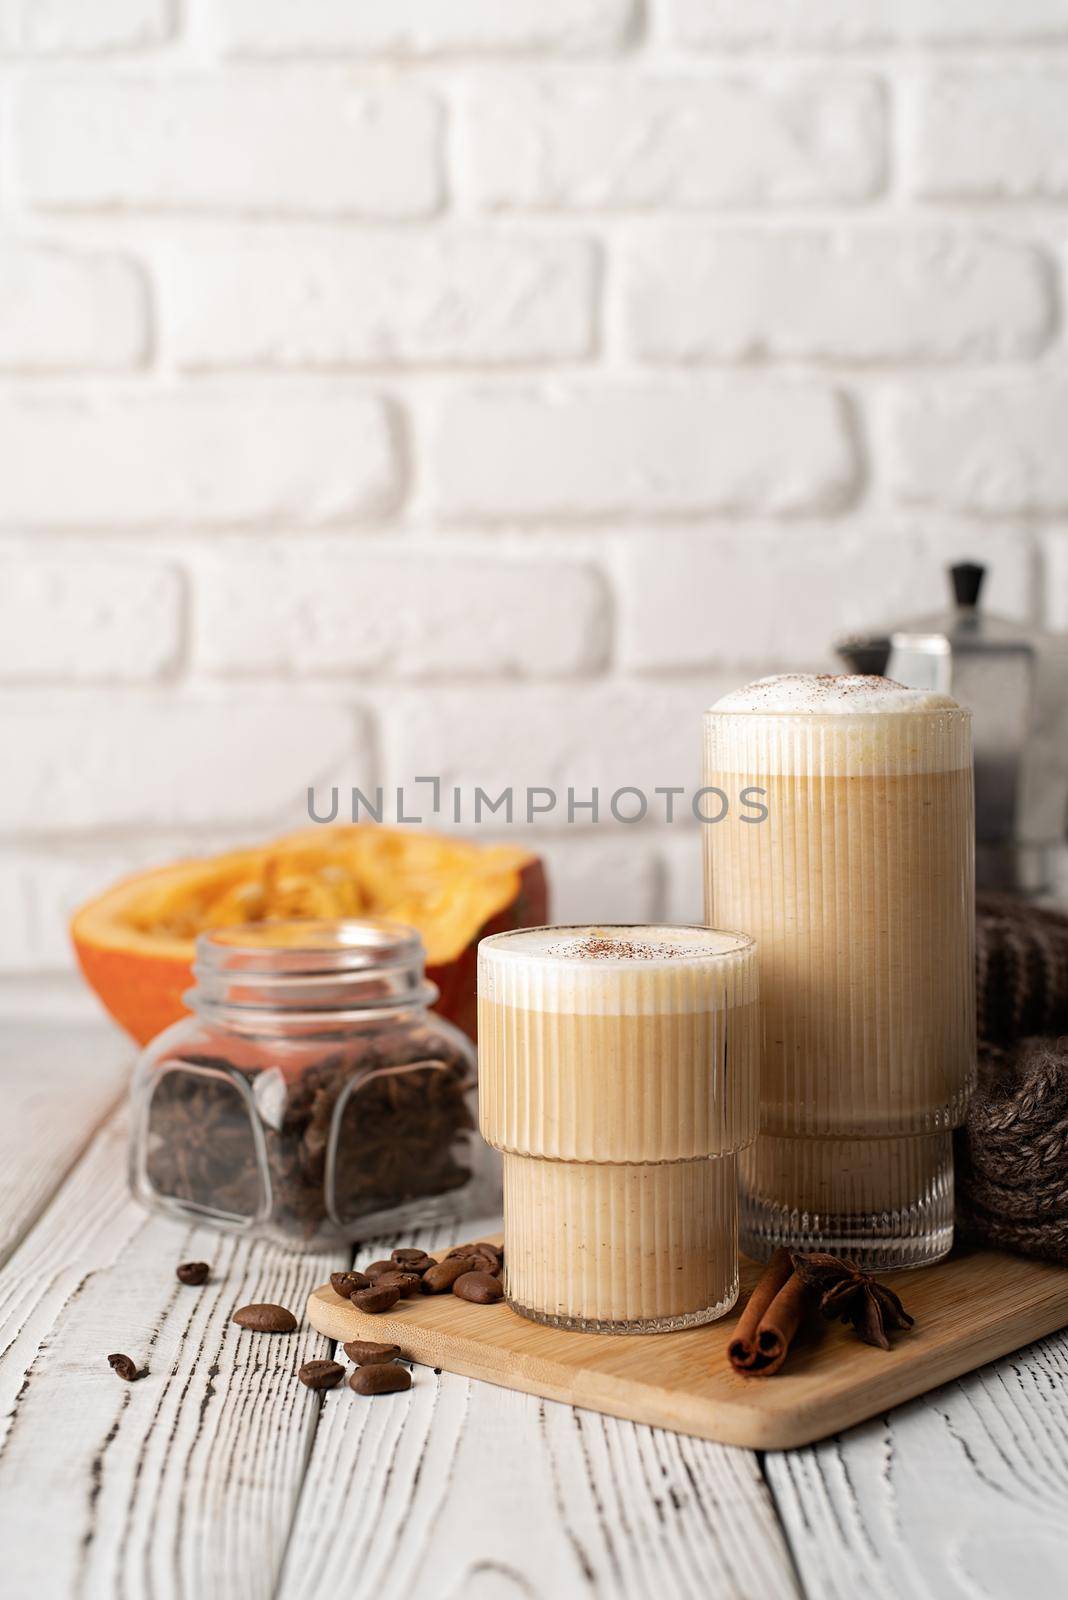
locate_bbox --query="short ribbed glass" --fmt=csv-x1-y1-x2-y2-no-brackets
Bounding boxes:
703,707,975,1269
477,924,758,1333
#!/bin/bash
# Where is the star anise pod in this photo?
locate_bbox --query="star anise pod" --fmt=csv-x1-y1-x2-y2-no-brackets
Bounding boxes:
789,1253,914,1350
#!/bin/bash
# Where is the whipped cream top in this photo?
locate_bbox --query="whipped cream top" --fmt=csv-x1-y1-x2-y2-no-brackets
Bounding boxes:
478,925,755,1014
711,674,959,714
706,676,970,776
482,925,749,964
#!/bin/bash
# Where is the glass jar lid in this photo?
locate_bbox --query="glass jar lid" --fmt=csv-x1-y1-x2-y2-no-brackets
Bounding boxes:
188,917,437,1025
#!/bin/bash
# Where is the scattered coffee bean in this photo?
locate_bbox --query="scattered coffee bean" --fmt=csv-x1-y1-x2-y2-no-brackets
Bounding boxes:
467,1254,503,1278
330,1271,371,1299
232,1303,298,1333
349,1362,412,1396
373,1270,421,1297
344,1338,402,1366
298,1359,346,1391
108,1353,144,1382
422,1257,477,1294
363,1260,396,1281
391,1249,432,1273
352,1283,401,1315
444,1244,501,1276
176,1261,210,1286
453,1271,504,1305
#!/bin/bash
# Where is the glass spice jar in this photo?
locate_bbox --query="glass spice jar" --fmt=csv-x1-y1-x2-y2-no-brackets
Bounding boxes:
128,919,483,1250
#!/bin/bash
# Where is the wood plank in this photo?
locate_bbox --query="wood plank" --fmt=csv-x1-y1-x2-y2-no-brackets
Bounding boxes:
306,1243,1068,1451
766,1326,1068,1599
0,1105,348,1600
279,1220,800,1600
0,1019,129,1269
0,1037,798,1600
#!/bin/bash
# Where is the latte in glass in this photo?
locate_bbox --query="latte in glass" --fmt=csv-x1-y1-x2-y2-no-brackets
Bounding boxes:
704,674,975,1269
478,925,758,1332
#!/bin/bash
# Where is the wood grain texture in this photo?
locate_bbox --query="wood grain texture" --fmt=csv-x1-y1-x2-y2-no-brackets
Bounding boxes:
279,1219,800,1600
280,1378,801,1600
0,1105,347,1600
0,1020,129,1269
766,1326,1068,1599
4,1023,1066,1600
307,1244,1068,1450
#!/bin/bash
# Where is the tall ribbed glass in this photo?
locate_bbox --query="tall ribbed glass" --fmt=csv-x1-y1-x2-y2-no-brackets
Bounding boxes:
703,705,975,1269
478,925,759,1332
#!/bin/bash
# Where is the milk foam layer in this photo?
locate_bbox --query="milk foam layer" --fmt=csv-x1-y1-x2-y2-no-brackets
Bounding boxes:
707,675,969,776
478,924,755,1015
712,673,958,714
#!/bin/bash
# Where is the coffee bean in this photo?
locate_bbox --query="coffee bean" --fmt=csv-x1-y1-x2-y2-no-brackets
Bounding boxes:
363,1260,396,1281
466,1253,503,1277
453,1271,504,1305
391,1249,432,1273
140,1034,475,1252
330,1271,371,1299
176,1261,210,1286
372,1270,421,1297
475,1242,503,1261
344,1338,402,1365
422,1256,477,1294
444,1244,500,1276
232,1303,298,1333
108,1353,144,1382
298,1359,345,1391
349,1362,412,1396
352,1284,401,1315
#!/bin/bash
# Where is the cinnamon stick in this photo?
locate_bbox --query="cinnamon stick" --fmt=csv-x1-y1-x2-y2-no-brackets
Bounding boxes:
728,1249,813,1376
747,1272,811,1375
728,1248,793,1370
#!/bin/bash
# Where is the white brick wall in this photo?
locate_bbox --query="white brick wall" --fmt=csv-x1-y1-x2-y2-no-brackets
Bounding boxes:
622,230,1052,364
462,77,886,210
907,72,1068,200
617,525,1036,673
18,79,444,217
431,382,858,518
0,245,148,370
669,1,1068,48
0,0,173,54
0,548,182,681
891,382,1068,514
165,231,599,368
212,0,639,57
192,542,609,678
0,0,1063,1010
0,389,401,528
1,701,363,834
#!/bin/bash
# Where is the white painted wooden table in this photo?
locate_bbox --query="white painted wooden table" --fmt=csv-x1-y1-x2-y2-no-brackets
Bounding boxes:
2,1021,1067,1600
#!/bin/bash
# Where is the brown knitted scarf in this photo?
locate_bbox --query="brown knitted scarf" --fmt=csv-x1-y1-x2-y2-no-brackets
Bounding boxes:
955,896,1068,1264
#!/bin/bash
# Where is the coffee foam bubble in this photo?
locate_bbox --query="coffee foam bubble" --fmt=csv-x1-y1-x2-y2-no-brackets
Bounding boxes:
706,675,970,776
478,925,756,1015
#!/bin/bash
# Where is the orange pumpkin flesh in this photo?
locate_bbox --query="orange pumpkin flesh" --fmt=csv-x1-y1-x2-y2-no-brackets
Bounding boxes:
70,826,547,1045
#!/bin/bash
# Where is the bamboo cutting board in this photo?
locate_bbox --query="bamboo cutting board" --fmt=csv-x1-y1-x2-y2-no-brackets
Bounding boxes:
307,1240,1068,1450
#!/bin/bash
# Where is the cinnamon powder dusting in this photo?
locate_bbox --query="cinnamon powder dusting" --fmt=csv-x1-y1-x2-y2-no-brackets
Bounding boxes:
560,935,685,961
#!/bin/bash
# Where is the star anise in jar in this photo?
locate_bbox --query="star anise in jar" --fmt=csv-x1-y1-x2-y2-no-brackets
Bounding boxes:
790,1253,914,1350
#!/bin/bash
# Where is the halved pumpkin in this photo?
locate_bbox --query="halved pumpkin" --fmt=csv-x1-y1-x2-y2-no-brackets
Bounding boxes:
71,826,547,1045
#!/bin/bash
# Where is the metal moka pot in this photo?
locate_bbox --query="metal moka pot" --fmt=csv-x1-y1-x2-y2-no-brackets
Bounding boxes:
838,563,1068,896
